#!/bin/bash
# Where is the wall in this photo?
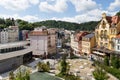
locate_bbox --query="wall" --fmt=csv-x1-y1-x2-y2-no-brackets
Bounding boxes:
0,56,23,73
30,36,48,56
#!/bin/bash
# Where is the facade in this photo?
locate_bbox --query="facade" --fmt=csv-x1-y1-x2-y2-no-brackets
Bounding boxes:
29,27,56,57
8,26,19,42
113,34,120,52
0,26,19,43
0,41,32,73
93,13,120,60
0,28,8,44
22,30,29,40
70,31,88,56
82,33,95,55
70,33,79,55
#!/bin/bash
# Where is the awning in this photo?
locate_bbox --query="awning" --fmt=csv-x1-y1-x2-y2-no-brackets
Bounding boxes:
93,51,105,56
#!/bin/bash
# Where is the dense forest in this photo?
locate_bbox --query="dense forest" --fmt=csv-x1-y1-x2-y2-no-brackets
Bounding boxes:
0,11,120,31
0,18,99,31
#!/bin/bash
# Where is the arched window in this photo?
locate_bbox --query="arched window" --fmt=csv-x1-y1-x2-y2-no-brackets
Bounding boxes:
100,30,104,39
111,37,114,49
104,30,107,40
113,29,116,34
102,21,106,28
96,31,99,38
100,42,103,47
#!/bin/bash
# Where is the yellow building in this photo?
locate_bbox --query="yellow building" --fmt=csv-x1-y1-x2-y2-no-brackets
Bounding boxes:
93,13,120,60
82,33,95,55
95,13,120,50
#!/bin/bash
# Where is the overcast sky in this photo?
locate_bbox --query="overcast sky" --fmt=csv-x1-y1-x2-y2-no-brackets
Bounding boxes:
0,0,119,23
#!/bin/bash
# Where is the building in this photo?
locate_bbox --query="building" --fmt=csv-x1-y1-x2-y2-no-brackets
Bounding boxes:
22,30,29,40
0,28,8,44
113,34,120,52
82,33,95,56
8,26,19,42
29,27,56,57
70,31,88,56
93,13,120,60
0,41,32,73
0,26,19,43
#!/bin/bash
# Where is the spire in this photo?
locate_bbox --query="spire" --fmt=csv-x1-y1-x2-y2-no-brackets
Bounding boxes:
102,13,106,18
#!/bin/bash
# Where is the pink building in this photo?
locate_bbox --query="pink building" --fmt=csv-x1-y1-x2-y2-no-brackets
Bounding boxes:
29,27,56,57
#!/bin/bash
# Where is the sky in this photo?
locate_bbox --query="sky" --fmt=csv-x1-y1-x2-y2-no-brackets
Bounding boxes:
0,0,120,23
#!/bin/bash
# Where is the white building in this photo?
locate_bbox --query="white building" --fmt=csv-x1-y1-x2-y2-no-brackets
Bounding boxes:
113,34,120,52
0,26,19,43
8,26,19,42
29,27,56,57
0,28,8,44
70,33,79,55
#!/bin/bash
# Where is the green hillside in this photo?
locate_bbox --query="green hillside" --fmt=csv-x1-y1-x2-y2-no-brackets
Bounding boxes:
0,18,99,31
1,11,120,31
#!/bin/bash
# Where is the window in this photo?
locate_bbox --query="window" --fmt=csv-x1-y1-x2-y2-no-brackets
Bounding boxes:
105,43,108,47
100,42,103,47
117,46,120,50
118,40,120,44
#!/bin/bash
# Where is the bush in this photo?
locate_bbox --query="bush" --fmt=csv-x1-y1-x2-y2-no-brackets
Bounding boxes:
93,67,108,80
37,62,50,72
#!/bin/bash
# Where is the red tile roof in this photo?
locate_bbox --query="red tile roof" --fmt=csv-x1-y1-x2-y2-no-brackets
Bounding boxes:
74,32,89,41
106,16,112,23
116,34,120,38
29,31,48,36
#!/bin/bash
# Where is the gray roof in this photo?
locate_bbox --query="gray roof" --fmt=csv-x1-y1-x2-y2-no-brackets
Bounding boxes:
0,41,30,49
0,47,32,61
84,33,94,38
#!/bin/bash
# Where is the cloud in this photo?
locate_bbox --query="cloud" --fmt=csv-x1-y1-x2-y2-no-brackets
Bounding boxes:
51,9,116,23
0,0,40,11
0,14,40,22
29,0,39,5
39,0,68,12
70,0,98,12
0,0,30,10
108,0,120,11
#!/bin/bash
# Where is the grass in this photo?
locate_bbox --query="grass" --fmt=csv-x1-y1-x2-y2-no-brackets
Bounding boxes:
30,72,62,80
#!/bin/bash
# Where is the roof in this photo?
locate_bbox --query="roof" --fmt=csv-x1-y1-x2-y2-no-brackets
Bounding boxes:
30,72,62,80
106,16,112,23
75,32,89,41
116,34,120,38
83,33,94,38
0,41,30,49
29,31,48,36
93,47,113,54
0,47,32,61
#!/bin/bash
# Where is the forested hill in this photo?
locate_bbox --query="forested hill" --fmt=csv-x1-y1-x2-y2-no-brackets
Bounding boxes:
0,18,99,31
0,11,120,31
32,20,99,31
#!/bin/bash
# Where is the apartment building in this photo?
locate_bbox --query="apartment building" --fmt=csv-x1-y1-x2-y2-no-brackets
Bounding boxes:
0,26,19,43
0,28,8,43
93,13,120,60
70,31,88,56
82,33,95,55
29,27,56,57
8,26,19,42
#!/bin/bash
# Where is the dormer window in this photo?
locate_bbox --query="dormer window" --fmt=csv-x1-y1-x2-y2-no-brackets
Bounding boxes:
102,21,106,28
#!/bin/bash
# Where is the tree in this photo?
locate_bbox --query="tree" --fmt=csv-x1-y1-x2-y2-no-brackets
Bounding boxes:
116,11,120,16
111,55,120,69
104,56,109,66
37,62,43,72
9,71,15,80
37,62,50,72
5,18,13,26
59,55,70,75
93,67,108,80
